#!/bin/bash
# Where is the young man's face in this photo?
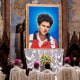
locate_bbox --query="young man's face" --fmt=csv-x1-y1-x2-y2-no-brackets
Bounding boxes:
38,21,51,36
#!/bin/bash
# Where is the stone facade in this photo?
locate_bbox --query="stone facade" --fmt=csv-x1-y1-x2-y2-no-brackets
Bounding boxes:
68,0,80,41
61,0,68,57
0,11,3,40
2,0,69,60
4,0,10,41
0,0,10,61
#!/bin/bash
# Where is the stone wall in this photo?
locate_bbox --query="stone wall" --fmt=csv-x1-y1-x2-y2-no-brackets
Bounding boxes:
68,0,80,40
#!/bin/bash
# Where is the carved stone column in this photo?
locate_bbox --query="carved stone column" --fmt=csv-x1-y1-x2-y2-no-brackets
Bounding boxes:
0,12,3,40
61,0,68,57
16,23,27,69
0,0,3,40
0,0,10,57
4,0,10,41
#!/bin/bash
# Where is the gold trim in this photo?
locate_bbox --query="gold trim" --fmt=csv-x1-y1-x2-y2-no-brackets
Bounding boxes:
26,4,29,48
59,5,62,48
26,4,62,48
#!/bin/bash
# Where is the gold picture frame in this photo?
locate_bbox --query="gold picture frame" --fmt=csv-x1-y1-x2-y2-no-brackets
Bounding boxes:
26,4,62,48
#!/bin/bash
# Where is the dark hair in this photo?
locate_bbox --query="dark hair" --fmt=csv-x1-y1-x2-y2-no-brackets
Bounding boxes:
65,61,70,64
34,65,39,69
45,63,50,69
37,14,53,27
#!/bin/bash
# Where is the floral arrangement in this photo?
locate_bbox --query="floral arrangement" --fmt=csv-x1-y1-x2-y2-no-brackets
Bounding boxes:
40,54,52,65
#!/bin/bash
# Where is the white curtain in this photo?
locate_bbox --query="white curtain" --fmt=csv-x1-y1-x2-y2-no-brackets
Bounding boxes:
24,48,64,74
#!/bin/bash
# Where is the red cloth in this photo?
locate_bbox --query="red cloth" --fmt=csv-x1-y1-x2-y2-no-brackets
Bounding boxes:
31,37,58,49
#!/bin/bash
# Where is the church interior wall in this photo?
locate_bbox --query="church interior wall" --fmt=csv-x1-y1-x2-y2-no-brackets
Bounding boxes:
0,0,80,65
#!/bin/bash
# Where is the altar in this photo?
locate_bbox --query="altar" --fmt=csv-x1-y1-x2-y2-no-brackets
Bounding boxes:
24,49,64,74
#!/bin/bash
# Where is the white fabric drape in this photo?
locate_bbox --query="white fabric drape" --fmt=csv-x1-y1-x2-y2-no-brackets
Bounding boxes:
24,49,64,74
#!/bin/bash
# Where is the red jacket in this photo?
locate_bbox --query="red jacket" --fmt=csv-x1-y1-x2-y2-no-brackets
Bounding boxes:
29,31,58,49
30,36,58,49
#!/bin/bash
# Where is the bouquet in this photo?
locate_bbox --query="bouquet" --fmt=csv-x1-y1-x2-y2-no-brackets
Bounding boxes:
40,54,52,65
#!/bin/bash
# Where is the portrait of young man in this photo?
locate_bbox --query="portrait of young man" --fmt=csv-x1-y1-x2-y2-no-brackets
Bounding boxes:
26,4,62,49
29,14,58,49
